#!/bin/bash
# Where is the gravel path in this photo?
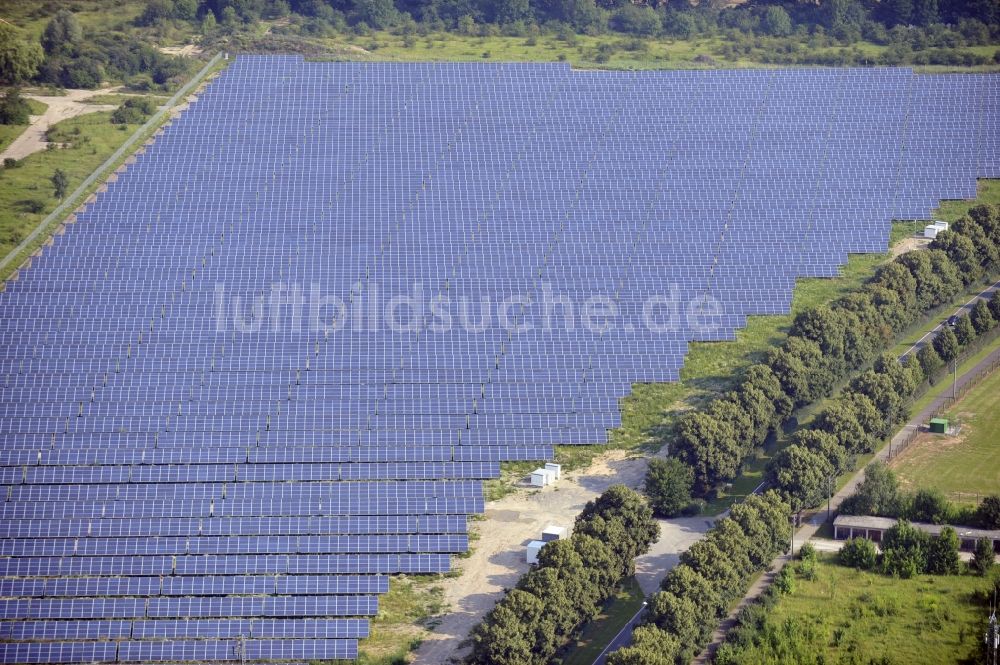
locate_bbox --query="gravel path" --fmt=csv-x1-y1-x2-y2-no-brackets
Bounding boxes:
411,450,713,664
0,89,118,162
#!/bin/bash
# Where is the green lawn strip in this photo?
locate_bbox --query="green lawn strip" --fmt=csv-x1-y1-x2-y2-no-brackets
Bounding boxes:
0,125,25,155
26,99,48,114
353,575,448,665
323,30,1000,72
890,349,1000,503
756,555,989,664
909,334,1000,417
0,112,145,260
559,576,645,665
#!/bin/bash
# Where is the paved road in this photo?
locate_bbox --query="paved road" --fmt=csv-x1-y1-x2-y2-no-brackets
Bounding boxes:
900,279,1000,359
592,605,648,665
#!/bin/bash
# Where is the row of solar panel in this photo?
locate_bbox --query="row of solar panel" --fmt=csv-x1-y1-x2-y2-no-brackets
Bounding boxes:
1,534,469,556
0,497,485,519
0,445,553,465
0,553,451,575
7,479,482,499
0,425,594,445
0,516,466,538
0,596,379,620
1,618,368,641
0,413,618,432
0,462,500,484
0,638,357,664
0,576,388,598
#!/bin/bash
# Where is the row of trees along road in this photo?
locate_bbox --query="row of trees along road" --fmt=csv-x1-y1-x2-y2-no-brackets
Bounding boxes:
468,485,658,665
671,204,1000,508
606,491,791,665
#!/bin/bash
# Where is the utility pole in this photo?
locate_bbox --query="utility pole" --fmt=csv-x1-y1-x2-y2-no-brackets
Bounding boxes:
235,635,247,665
827,474,834,523
953,358,958,400
986,591,998,665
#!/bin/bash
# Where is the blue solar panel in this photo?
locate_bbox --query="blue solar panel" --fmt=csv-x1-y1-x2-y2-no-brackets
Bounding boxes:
0,57,996,661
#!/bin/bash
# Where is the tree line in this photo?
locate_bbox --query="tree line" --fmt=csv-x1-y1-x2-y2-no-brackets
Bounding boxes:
0,10,190,89
467,485,659,665
603,490,791,665
134,0,998,41
767,277,1000,514
671,204,1000,508
841,462,1000,530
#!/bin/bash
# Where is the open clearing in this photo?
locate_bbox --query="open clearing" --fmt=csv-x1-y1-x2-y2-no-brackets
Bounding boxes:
890,363,1000,504
410,450,713,664
744,556,990,664
0,89,120,162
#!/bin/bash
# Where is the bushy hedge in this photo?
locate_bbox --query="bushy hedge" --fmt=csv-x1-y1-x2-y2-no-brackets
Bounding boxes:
839,462,1000,530
468,485,658,665
606,491,791,665
111,97,157,125
674,204,1000,499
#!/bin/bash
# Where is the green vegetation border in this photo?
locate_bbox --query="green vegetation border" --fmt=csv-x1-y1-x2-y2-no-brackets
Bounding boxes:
0,53,224,283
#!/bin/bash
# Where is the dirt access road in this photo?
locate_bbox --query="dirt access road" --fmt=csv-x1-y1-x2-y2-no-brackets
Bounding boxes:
411,450,714,664
0,89,119,162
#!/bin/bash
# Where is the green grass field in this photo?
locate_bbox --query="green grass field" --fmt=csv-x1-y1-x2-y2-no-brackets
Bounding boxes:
350,575,447,665
312,29,1000,73
0,111,146,262
734,556,993,664
891,356,1000,504
560,576,645,665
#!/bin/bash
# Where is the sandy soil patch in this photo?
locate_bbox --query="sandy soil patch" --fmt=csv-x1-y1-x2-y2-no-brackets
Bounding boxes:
891,235,931,258
410,450,712,663
158,44,203,57
1,89,119,161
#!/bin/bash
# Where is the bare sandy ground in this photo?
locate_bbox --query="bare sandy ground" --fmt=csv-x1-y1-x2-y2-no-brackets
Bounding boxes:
158,44,203,57
891,234,931,258
1,89,118,162
411,451,713,664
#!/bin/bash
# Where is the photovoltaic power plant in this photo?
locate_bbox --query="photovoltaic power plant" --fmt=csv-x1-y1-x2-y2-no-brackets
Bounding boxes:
0,56,998,662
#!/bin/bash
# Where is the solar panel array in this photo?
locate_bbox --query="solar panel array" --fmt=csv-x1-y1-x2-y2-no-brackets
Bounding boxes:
1,57,997,662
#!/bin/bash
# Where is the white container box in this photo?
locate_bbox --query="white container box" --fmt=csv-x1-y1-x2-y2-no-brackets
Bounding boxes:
542,525,567,542
526,540,546,564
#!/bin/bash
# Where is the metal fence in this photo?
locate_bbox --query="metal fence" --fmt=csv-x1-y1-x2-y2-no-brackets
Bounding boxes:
0,53,223,279
888,345,1000,461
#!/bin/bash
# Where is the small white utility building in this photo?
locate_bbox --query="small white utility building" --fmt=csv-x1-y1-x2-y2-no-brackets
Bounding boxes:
526,540,546,564
542,525,567,542
924,220,950,239
530,468,554,487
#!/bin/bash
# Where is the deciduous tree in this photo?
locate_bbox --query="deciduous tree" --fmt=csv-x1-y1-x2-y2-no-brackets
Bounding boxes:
0,23,44,84
970,537,995,576
643,457,693,518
